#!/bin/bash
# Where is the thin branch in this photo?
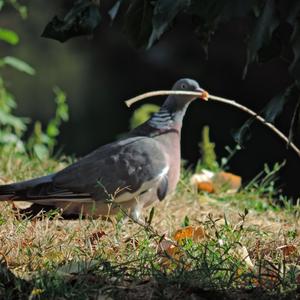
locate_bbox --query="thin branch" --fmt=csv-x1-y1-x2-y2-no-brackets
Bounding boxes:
124,90,300,159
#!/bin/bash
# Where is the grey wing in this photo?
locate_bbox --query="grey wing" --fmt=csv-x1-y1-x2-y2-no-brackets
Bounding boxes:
52,136,169,203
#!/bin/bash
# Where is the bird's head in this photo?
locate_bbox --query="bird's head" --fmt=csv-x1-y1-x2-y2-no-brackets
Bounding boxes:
172,78,208,102
162,78,208,112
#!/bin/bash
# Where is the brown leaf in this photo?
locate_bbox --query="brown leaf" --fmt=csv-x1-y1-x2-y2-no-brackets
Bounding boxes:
173,226,206,243
277,244,298,257
212,172,242,193
197,182,214,193
158,238,181,261
89,231,106,245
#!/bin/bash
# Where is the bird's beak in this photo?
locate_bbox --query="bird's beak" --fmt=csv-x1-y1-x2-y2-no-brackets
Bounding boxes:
195,88,209,101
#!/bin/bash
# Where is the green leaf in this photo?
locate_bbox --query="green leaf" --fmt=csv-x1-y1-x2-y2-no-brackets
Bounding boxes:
0,28,19,45
0,0,4,11
148,0,190,49
181,215,190,227
57,104,69,121
124,0,153,48
0,110,28,133
243,0,280,78
2,56,35,75
54,86,69,121
130,104,159,129
46,121,59,138
147,207,155,225
33,144,49,160
0,132,25,152
41,0,101,42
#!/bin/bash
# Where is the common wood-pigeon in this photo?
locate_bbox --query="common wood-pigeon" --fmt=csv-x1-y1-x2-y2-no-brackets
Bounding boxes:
0,79,207,221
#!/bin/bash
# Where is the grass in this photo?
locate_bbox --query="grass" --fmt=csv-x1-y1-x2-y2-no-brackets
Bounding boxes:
0,149,300,299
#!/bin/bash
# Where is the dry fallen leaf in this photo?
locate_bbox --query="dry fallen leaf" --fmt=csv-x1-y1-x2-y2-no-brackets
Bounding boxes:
173,226,206,243
212,172,242,193
89,231,106,245
235,245,254,270
190,170,241,194
276,244,298,257
158,238,181,262
190,171,215,193
197,182,214,193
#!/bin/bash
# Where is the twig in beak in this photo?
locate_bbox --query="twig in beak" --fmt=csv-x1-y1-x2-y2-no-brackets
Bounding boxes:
125,90,204,107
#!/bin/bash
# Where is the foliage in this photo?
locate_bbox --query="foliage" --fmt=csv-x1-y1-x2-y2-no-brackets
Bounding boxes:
27,87,69,160
43,0,300,147
244,161,286,199
129,103,160,129
0,26,31,152
197,125,219,171
42,0,101,42
0,1,69,159
0,27,19,45
0,0,27,18
215,161,286,213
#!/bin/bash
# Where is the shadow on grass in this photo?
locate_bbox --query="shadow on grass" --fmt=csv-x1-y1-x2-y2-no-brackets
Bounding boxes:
1,259,299,300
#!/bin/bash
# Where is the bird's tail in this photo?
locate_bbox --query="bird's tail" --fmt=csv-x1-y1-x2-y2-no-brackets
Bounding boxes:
0,175,53,201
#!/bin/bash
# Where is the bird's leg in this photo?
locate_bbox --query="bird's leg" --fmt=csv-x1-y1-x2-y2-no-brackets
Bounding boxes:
130,197,145,224
120,197,145,226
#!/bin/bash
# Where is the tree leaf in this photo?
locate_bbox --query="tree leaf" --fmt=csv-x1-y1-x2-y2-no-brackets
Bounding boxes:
41,0,101,42
189,0,255,56
147,0,190,49
0,28,19,45
243,0,280,78
123,0,153,48
232,118,255,147
108,0,123,21
233,85,296,146
288,96,300,144
0,0,4,11
289,20,300,84
263,85,294,123
2,56,35,75
189,0,255,21
286,0,300,25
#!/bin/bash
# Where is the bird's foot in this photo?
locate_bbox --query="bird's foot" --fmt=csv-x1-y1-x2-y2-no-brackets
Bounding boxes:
118,206,145,226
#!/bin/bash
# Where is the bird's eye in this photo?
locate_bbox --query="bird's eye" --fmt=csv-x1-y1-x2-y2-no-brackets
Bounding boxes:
181,83,187,89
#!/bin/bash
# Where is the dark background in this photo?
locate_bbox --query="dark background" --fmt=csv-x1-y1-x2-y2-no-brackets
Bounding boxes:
1,1,299,198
